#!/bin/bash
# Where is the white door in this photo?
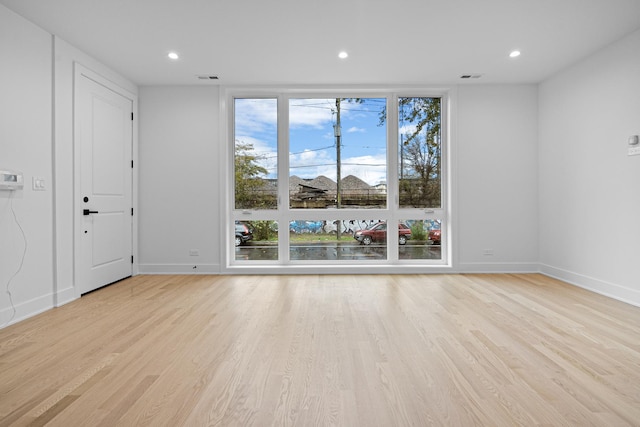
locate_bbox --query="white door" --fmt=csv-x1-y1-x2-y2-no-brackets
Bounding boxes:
77,72,133,294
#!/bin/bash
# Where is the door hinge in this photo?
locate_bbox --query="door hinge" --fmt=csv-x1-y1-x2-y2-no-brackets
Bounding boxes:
131,207,134,216
131,160,134,168
131,255,134,264
131,112,134,120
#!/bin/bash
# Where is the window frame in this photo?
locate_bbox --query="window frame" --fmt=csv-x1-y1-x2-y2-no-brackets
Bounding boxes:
223,87,453,273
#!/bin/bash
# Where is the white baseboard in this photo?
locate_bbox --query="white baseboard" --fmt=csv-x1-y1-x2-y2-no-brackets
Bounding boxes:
0,293,54,328
540,264,640,308
221,264,456,275
139,262,539,276
55,286,77,307
457,262,540,273
137,263,221,274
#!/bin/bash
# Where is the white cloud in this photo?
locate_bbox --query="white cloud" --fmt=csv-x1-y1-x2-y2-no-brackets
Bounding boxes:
341,154,387,186
235,97,363,131
234,98,277,134
346,126,365,133
288,149,387,186
399,124,418,136
289,98,336,128
289,148,334,180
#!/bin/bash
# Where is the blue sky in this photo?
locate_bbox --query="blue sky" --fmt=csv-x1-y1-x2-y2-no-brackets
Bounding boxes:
234,98,388,186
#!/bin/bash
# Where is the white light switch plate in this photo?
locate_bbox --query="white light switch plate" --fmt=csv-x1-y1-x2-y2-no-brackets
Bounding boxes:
32,176,46,190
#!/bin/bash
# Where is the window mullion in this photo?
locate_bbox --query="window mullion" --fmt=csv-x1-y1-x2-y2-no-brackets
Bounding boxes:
278,94,290,264
387,95,400,262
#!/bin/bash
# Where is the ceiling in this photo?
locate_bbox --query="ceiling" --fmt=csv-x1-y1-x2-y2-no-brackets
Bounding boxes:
2,0,640,86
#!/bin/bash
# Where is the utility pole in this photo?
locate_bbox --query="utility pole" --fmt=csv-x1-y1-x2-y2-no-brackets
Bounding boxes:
334,98,342,240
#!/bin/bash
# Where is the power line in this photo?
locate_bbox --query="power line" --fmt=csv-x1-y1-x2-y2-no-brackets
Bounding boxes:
289,145,335,156
290,104,384,113
259,145,335,160
288,162,386,169
289,163,336,169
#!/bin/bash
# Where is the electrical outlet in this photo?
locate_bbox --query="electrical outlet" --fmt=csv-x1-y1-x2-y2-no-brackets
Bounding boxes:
482,249,494,256
189,249,199,256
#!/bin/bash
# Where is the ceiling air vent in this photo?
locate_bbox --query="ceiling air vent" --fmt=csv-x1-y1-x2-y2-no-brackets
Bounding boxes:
196,75,219,80
460,74,483,79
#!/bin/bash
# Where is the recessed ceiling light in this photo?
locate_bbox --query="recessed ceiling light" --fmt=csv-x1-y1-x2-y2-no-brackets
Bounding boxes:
167,52,179,60
338,51,349,59
509,50,521,58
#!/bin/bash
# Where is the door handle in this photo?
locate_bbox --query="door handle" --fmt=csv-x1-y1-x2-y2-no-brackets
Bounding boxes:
83,209,99,216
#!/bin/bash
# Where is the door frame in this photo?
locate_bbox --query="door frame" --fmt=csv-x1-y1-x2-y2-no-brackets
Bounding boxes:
73,64,138,297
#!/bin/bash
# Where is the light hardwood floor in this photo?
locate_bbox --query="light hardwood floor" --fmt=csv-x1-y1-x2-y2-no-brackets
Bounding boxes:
1,274,639,426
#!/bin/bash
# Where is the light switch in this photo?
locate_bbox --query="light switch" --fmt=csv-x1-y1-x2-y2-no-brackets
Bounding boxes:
629,135,640,156
32,176,46,191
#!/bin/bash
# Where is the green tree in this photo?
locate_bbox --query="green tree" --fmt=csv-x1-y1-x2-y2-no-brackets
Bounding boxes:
402,131,441,207
380,97,441,208
410,221,427,241
250,220,278,241
234,140,273,209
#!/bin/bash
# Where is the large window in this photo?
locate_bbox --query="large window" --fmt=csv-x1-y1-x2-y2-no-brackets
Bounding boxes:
289,98,387,210
397,97,444,261
234,98,277,210
399,97,441,208
230,92,447,267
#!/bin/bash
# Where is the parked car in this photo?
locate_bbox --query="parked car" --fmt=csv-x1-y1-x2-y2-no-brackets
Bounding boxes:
354,221,412,245
428,228,441,245
235,222,253,246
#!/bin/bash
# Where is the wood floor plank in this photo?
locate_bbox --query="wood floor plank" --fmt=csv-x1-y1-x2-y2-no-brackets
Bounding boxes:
1,273,639,426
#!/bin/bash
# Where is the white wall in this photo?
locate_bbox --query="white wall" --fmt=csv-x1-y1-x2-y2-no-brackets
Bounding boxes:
0,3,137,327
136,85,540,274
539,30,640,306
0,5,54,325
456,85,539,271
138,86,220,273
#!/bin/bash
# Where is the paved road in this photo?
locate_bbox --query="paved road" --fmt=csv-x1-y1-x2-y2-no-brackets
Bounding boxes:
236,243,441,261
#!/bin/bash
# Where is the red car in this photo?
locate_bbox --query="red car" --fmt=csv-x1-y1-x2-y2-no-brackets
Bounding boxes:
428,228,441,245
354,222,412,245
